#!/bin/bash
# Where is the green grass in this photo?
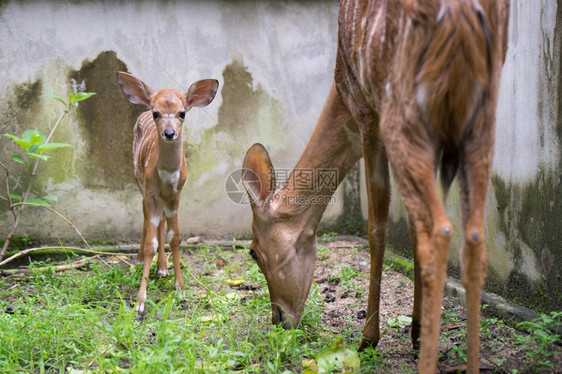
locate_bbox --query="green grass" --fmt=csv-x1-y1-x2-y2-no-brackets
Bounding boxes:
0,244,356,373
437,298,562,373
1,242,560,373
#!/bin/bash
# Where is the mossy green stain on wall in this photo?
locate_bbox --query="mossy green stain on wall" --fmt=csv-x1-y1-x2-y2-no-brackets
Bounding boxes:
331,163,366,236
14,80,42,112
216,57,288,145
69,51,143,190
1,79,43,145
0,78,46,200
217,57,288,144
492,170,562,311
218,59,255,135
386,215,412,259
518,172,561,260
185,57,290,195
491,175,520,263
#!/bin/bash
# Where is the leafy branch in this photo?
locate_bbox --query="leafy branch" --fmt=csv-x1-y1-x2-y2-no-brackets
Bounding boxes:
42,92,96,112
0,90,95,261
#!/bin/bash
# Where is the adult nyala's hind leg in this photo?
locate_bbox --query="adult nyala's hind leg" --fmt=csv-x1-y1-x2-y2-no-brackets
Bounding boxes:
457,127,495,374
381,110,451,374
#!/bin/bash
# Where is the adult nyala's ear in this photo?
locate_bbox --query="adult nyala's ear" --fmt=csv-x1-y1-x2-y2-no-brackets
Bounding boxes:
186,79,219,108
116,72,154,106
242,143,276,209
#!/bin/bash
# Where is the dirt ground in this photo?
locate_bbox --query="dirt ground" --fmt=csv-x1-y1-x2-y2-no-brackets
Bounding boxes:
303,237,562,373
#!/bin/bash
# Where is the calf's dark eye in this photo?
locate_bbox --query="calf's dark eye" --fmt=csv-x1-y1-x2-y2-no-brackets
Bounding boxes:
152,111,160,120
179,111,186,119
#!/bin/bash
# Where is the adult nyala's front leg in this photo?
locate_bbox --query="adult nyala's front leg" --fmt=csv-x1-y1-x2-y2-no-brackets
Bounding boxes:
359,136,391,351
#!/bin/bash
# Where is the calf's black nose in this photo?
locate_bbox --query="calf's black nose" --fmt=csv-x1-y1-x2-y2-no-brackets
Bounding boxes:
164,129,176,140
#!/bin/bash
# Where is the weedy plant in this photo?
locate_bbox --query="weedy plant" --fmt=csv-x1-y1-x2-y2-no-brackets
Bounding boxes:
514,311,562,372
0,90,95,261
332,263,360,295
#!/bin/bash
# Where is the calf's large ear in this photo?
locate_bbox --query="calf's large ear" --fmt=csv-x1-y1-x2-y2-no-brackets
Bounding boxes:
116,72,154,106
186,79,219,108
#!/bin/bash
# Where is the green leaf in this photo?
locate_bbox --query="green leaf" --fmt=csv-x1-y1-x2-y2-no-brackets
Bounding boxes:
37,142,72,152
29,131,43,145
21,129,35,141
28,145,39,155
223,278,245,286
27,197,51,207
9,193,22,201
3,133,32,149
316,340,360,373
26,152,49,161
302,358,318,373
198,314,225,324
69,92,96,107
387,315,412,328
11,155,26,164
42,93,68,107
21,129,45,145
42,195,58,202
73,92,96,102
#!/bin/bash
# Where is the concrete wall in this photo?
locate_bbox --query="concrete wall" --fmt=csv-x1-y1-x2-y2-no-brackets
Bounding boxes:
490,0,561,311
0,1,560,311
0,0,341,240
